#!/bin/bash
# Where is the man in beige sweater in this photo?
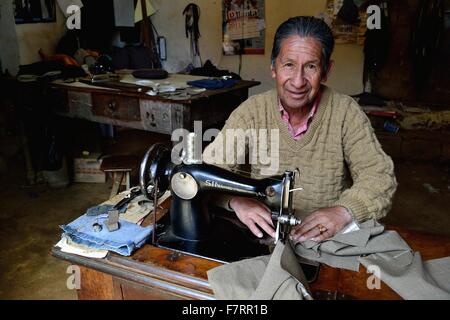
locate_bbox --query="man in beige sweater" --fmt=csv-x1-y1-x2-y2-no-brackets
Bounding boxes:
203,16,397,244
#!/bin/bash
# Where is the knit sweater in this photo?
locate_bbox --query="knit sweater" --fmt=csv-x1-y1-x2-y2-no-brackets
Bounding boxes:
202,86,397,222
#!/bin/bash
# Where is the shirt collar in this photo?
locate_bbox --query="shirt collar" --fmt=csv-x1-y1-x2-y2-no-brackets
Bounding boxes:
278,89,322,120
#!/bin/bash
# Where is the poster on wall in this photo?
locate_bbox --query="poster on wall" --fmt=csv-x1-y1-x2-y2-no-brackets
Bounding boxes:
222,0,265,55
13,0,56,24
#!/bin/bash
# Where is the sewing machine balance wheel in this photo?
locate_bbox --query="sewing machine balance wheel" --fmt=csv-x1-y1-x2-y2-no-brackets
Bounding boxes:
139,143,173,201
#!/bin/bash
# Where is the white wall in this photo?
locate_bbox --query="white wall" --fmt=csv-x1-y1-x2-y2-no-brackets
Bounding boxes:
0,1,20,75
151,0,364,96
15,7,66,66
151,0,223,73
0,2,66,75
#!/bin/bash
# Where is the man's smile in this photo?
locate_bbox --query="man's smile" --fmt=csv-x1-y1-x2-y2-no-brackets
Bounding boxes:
286,89,309,99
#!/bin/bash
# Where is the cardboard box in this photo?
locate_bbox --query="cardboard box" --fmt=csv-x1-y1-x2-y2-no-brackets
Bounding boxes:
73,153,106,183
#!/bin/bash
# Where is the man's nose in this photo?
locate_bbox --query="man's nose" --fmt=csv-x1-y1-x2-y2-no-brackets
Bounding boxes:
290,68,306,88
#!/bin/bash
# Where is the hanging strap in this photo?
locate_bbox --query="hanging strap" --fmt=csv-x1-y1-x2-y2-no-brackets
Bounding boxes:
140,0,161,68
183,3,202,66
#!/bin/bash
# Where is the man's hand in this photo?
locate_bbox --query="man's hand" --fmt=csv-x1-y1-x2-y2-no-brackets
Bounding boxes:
290,206,352,243
229,197,275,238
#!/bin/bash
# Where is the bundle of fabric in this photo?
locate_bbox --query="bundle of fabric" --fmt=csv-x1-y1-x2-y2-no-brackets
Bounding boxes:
132,68,168,79
208,220,450,300
189,60,241,80
60,209,152,256
187,78,236,90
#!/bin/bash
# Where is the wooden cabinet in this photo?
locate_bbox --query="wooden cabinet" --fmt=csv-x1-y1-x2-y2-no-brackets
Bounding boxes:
52,225,450,300
54,245,218,300
51,79,260,134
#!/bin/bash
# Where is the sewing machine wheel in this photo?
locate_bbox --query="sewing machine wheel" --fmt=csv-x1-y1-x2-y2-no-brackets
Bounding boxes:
139,143,172,199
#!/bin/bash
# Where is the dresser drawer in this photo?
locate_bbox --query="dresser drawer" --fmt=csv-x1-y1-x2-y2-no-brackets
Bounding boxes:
68,91,93,118
140,100,174,134
92,93,141,122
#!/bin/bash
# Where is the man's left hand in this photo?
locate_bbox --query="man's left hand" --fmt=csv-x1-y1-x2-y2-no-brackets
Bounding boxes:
290,206,352,243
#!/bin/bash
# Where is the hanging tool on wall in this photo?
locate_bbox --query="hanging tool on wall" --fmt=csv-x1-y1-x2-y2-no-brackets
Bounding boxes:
183,3,202,67
140,0,162,68
337,0,361,25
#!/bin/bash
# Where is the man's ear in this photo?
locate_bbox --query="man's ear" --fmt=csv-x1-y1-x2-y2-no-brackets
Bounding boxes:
322,60,334,82
271,63,276,79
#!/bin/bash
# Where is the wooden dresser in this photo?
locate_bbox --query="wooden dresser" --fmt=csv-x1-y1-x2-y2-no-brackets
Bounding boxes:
49,79,260,134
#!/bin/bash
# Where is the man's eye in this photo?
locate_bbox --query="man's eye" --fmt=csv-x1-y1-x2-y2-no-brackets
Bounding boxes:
284,63,294,68
307,64,317,70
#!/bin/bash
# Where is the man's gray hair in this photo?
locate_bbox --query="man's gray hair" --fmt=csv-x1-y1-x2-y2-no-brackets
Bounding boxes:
271,16,335,78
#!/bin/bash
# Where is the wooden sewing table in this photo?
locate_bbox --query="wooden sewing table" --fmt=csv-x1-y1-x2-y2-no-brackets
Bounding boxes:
51,198,450,300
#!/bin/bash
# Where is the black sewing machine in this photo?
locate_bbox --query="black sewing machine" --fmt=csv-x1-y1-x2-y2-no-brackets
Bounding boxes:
139,132,304,264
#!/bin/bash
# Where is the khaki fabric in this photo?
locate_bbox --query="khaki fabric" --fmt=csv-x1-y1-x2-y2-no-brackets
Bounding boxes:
360,253,450,300
294,220,450,300
207,241,310,300
208,221,450,300
294,220,412,272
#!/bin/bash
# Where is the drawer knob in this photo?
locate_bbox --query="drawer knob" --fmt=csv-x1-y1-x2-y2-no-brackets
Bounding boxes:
108,101,117,111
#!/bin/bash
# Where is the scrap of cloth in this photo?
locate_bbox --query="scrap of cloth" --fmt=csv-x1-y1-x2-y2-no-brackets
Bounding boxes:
60,213,152,256
187,79,236,89
207,241,311,300
294,220,450,300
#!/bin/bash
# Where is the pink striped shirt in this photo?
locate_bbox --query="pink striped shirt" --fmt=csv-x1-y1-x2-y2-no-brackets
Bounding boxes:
279,90,322,140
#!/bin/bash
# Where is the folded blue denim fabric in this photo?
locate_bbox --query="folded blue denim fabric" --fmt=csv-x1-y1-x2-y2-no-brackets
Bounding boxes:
60,213,152,256
187,79,236,89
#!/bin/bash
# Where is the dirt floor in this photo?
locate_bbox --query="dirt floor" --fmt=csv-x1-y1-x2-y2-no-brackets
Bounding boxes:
0,139,449,299
0,167,110,299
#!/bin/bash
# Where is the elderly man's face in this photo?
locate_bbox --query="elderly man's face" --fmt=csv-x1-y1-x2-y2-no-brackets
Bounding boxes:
271,35,330,112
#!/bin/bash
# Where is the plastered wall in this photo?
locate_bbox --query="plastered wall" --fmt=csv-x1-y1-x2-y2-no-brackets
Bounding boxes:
0,2,66,74
151,0,365,95
15,7,66,66
1,0,364,96
0,1,20,75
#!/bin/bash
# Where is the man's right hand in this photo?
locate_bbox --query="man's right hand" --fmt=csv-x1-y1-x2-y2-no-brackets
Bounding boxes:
229,196,275,238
